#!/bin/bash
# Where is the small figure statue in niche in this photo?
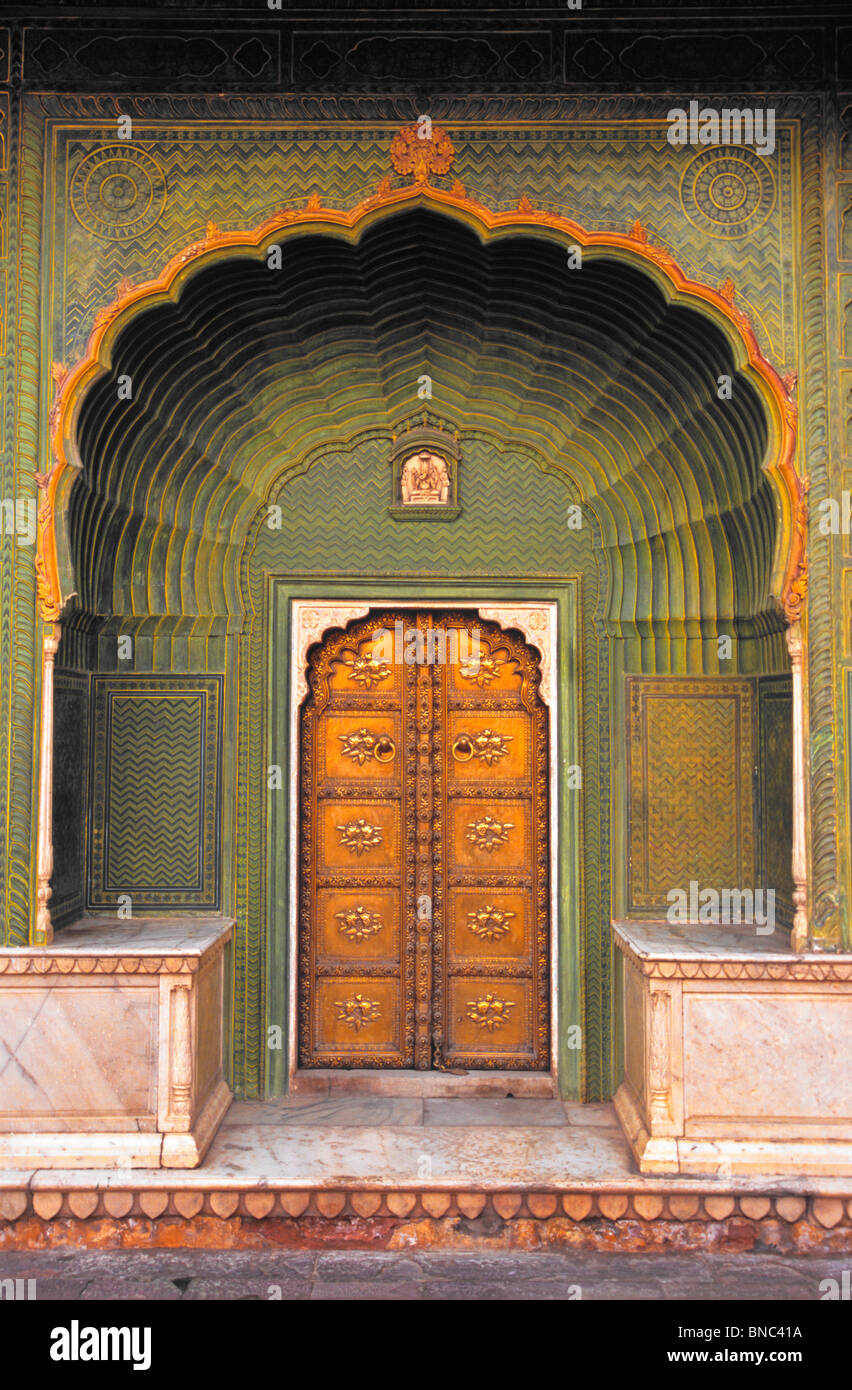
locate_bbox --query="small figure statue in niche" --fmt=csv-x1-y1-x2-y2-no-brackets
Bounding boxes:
400,450,451,505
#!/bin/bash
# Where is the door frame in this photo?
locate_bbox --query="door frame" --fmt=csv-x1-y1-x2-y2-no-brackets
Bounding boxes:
266,575,583,1098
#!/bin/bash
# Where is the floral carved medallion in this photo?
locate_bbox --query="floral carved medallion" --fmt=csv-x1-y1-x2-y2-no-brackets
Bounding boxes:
459,654,502,687
466,994,516,1031
390,123,455,184
467,904,516,941
344,652,391,688
336,819,383,854
339,728,396,764
335,905,384,943
335,994,382,1030
466,814,513,853
452,729,512,765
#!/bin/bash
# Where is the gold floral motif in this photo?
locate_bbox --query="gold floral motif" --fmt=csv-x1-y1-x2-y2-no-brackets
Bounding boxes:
344,651,391,688
390,123,455,183
459,654,502,687
465,993,516,1031
339,728,395,764
339,728,378,764
335,994,382,1029
453,729,512,765
466,815,513,853
337,819,383,854
335,905,384,942
466,904,516,940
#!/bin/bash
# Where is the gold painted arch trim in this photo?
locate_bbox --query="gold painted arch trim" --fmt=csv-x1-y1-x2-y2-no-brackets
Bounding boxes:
39,179,805,626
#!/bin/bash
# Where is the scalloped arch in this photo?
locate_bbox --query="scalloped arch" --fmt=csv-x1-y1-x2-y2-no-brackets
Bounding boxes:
37,180,805,631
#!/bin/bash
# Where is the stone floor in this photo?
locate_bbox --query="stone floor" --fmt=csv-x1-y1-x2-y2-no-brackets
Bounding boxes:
181,1095,850,1194
13,1095,852,1195
5,1096,850,1252
1,1248,847,1300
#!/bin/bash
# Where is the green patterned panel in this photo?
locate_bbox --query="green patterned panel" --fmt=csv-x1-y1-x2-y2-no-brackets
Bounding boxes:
626,677,757,915
758,674,794,929
51,672,89,928
89,677,221,908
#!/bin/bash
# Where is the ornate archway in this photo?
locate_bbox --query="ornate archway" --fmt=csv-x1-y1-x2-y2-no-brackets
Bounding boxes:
38,174,804,628
31,132,809,1103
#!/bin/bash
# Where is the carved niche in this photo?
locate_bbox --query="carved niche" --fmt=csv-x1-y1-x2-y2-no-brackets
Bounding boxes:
388,417,461,521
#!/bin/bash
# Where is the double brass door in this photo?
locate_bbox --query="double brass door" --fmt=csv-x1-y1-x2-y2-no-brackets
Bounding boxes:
298,612,549,1070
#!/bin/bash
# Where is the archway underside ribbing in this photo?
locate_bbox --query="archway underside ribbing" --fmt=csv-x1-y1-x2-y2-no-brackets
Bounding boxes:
39,184,801,641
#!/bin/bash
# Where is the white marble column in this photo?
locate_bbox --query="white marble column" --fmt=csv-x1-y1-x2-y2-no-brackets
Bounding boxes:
34,626,60,947
786,620,809,952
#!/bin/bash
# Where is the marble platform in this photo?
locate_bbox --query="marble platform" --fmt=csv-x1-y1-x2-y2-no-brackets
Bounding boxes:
613,920,852,1177
0,917,233,1169
1,1096,851,1253
8,1094,852,1194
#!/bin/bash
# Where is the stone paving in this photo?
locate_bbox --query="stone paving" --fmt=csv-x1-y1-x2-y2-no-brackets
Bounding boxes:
0,1249,848,1300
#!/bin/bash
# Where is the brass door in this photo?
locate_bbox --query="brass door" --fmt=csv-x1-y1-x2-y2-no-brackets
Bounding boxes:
299,612,549,1070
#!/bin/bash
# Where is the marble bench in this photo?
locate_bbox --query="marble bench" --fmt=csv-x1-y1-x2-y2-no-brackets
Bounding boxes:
0,917,232,1169
613,920,852,1176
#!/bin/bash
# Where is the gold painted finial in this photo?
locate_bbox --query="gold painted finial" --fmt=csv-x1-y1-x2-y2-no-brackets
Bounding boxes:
390,122,455,184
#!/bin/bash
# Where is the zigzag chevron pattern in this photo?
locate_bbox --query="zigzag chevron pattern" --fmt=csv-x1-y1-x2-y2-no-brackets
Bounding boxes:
58,127,793,365
88,679,221,907
255,438,587,576
645,697,741,889
105,694,203,890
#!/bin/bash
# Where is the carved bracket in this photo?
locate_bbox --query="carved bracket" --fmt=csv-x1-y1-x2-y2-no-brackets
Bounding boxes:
293,604,371,707
477,605,556,707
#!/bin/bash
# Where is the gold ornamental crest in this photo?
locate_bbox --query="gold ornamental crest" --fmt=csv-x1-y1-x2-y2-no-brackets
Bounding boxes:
390,122,455,184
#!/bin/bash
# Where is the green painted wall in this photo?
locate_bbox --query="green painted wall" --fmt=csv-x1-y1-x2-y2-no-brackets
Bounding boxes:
0,20,845,1110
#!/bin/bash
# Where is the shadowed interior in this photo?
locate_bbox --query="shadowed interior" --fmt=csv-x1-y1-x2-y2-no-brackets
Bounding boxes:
64,209,777,660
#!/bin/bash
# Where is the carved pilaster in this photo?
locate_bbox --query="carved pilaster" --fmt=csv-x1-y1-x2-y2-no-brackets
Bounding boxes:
786,620,810,952
34,628,61,946
648,987,673,1125
169,984,194,1120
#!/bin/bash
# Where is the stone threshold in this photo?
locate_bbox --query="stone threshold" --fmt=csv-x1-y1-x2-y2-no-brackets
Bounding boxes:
290,1070,556,1097
2,1098,852,1252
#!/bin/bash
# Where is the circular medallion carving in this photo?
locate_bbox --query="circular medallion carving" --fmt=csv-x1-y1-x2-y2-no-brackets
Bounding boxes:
679,148,775,238
70,145,167,241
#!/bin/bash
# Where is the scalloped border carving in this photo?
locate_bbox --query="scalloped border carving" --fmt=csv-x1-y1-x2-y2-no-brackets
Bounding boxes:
39,174,804,628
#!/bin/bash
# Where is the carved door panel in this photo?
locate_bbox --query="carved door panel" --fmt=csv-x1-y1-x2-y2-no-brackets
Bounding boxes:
433,617,549,1070
299,616,415,1067
299,612,549,1071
